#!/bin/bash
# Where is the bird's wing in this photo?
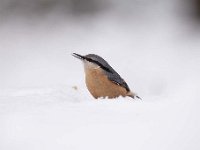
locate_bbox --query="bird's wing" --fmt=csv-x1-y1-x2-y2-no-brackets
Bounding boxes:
107,73,130,92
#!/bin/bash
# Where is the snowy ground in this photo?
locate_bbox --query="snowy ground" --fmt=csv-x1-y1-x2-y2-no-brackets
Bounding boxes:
1,6,200,150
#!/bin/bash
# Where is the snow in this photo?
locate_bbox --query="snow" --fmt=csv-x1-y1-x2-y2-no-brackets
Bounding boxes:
1,85,199,150
1,3,200,150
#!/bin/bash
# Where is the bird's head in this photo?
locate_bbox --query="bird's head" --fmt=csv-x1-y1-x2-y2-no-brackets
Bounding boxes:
72,53,100,70
72,53,109,71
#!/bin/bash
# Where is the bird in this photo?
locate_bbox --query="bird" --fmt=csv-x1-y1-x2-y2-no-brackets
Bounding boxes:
72,53,141,99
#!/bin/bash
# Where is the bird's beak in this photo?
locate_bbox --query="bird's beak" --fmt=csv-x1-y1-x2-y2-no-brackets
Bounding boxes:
72,53,85,60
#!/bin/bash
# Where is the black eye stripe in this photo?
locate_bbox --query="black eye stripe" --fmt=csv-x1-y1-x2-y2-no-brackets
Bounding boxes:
85,57,112,73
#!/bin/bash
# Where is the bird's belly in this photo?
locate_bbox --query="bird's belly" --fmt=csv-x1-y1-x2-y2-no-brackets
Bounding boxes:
85,68,127,99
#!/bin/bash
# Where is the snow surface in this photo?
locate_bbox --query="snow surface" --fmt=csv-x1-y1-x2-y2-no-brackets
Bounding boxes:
1,3,200,150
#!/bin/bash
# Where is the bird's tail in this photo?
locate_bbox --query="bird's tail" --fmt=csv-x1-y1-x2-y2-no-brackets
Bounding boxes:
127,91,142,100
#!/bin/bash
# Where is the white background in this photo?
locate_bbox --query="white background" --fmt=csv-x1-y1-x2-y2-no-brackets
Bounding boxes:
0,0,200,149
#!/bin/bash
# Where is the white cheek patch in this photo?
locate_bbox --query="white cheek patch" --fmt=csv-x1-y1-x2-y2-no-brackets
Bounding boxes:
84,61,99,69
94,66,101,70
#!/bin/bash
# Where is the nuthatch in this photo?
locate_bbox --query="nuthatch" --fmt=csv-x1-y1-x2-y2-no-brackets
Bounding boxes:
72,53,141,99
